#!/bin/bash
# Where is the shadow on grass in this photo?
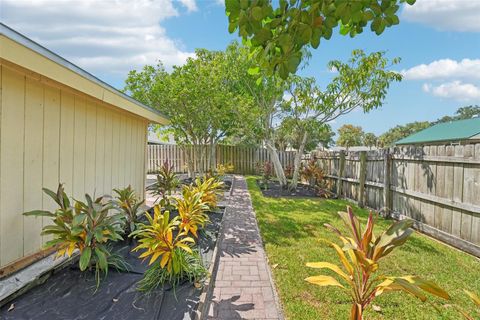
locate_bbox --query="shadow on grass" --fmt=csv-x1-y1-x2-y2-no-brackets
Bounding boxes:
399,234,442,256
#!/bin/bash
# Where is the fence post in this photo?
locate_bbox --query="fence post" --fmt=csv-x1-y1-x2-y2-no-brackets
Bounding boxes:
337,151,345,198
358,151,367,208
383,148,392,217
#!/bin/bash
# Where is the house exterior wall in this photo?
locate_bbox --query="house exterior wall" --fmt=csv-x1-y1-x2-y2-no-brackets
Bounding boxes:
0,62,149,268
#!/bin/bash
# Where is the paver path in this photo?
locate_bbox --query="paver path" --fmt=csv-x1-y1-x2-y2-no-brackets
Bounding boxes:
207,176,282,320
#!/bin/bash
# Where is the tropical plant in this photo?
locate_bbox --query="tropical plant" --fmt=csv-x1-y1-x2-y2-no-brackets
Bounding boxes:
192,177,224,211
301,159,324,187
262,161,273,182
132,207,194,273
112,185,147,235
147,160,179,208
456,290,480,320
132,207,207,291
284,164,294,179
137,247,208,292
305,206,450,320
23,184,125,286
175,186,210,237
216,162,235,176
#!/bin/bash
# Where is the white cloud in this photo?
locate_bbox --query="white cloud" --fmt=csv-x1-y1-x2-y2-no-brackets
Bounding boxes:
178,0,198,12
402,0,480,32
1,0,196,79
422,81,480,101
402,59,480,80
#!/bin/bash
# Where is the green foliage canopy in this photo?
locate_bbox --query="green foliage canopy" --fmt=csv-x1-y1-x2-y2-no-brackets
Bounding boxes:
336,124,364,149
225,0,415,78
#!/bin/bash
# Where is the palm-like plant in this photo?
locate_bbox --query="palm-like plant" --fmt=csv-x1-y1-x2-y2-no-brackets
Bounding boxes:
301,158,324,187
305,206,450,320
457,290,480,320
24,184,125,286
192,177,224,210
175,186,210,237
132,206,194,273
147,160,179,207
112,185,147,235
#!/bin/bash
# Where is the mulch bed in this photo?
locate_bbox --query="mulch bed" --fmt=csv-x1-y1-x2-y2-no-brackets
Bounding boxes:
0,209,224,320
256,179,336,199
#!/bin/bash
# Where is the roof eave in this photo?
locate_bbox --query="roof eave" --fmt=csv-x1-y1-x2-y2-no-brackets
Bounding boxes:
0,23,169,124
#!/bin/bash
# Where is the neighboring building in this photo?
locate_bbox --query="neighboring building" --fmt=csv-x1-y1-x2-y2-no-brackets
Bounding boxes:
0,24,168,270
327,146,378,152
148,131,176,145
395,117,480,145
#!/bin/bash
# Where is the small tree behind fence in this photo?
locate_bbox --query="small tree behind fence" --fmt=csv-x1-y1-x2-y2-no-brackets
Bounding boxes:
147,144,296,175
308,143,480,257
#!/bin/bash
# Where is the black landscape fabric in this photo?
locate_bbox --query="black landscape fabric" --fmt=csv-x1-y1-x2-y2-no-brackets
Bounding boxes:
0,210,223,320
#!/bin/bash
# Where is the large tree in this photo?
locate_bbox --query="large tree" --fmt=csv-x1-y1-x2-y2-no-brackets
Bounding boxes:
124,49,252,176
433,105,480,124
225,42,291,186
274,117,334,151
337,124,364,150
225,0,415,78
363,132,378,149
284,50,401,189
377,121,430,147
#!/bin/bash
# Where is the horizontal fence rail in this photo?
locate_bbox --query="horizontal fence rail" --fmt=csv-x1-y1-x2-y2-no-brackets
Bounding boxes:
147,144,296,175
311,143,480,257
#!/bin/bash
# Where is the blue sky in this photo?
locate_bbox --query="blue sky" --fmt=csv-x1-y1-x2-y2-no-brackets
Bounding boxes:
2,0,480,135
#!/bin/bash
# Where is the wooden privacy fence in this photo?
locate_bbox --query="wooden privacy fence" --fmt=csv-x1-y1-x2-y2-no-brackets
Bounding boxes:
147,144,296,174
312,143,480,257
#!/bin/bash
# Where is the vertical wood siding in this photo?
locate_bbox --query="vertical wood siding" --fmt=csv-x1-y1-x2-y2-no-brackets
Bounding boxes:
0,65,149,268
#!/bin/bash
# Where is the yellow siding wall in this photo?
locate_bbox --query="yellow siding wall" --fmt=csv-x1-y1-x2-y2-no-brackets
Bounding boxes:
0,64,148,268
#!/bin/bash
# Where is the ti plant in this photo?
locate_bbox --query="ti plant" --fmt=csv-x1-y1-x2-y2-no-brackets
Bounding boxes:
301,158,324,187
192,177,224,211
175,186,210,237
112,185,147,236
284,165,294,180
23,184,125,287
262,161,273,188
457,290,480,320
132,206,195,274
305,206,450,320
147,160,180,208
216,162,234,177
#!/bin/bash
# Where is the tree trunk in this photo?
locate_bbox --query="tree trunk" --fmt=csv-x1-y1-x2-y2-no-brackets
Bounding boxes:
196,144,206,176
289,131,308,190
210,141,216,171
265,140,287,187
185,145,196,179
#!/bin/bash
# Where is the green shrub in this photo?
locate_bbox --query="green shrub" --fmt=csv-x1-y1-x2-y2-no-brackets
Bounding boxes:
147,160,179,208
305,206,450,320
24,184,125,287
112,185,147,235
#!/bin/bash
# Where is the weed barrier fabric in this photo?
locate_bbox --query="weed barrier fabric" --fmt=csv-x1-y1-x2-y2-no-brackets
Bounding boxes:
0,210,223,320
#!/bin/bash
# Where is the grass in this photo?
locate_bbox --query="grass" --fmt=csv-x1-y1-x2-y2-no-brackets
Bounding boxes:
246,177,480,320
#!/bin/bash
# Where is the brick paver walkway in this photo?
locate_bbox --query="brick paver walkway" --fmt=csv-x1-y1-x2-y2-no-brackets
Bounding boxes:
207,176,282,320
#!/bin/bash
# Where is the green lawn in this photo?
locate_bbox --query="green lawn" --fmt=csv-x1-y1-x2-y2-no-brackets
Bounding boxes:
246,177,480,320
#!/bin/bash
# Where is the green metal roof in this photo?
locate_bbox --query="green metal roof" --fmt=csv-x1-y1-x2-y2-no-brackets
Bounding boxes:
395,117,480,145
